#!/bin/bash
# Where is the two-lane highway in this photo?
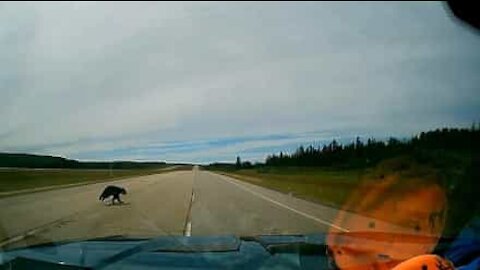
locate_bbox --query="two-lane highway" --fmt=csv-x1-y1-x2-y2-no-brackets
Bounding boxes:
0,167,405,249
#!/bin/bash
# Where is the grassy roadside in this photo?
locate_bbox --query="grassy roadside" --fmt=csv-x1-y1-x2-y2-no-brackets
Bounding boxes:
0,165,192,195
214,167,363,210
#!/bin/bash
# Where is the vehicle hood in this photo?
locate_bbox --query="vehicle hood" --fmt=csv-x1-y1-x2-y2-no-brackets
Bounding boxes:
0,234,328,270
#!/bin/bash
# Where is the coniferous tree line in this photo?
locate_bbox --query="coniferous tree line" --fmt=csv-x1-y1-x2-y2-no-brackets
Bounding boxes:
264,126,479,169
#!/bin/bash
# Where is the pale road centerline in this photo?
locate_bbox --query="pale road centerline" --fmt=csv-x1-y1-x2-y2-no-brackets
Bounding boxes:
185,222,192,237
183,171,196,237
217,174,350,233
183,190,195,237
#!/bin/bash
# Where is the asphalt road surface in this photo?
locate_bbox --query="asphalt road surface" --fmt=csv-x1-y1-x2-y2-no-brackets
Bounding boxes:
0,167,405,249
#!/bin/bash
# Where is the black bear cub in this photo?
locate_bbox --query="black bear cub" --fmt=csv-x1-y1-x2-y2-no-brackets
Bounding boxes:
99,185,127,205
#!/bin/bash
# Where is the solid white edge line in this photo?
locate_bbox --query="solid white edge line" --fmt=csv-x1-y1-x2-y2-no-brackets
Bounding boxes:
0,225,49,247
219,175,349,233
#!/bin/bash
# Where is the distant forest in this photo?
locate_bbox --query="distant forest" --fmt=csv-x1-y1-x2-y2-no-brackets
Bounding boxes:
207,125,479,170
0,153,167,169
264,126,479,168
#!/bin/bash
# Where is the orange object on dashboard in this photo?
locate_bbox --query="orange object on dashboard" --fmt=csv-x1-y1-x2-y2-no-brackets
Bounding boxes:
326,171,448,270
391,254,455,270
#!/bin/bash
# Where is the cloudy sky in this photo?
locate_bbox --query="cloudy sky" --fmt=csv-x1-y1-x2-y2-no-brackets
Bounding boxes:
1,2,479,163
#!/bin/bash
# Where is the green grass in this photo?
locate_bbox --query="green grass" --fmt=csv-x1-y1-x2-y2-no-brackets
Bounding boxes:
216,167,363,209
0,165,192,194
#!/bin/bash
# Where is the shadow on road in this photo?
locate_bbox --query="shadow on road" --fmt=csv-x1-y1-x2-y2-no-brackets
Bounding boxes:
105,202,131,207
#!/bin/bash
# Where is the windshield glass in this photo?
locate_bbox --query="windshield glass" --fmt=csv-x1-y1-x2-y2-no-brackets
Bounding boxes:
0,2,479,269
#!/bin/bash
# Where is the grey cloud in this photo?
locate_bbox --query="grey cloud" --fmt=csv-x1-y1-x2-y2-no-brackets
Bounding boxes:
1,2,479,162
